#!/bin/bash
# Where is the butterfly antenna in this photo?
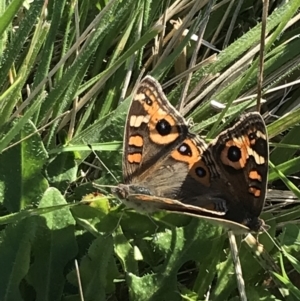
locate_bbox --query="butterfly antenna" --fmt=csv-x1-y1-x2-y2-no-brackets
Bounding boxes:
228,230,247,301
75,259,85,301
87,143,119,183
105,210,125,238
146,213,160,234
92,184,118,189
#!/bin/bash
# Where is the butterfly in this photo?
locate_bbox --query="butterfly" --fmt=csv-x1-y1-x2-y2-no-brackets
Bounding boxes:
113,76,269,233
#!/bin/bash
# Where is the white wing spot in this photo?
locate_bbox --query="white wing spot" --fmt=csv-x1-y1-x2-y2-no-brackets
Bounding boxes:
130,115,137,127
256,130,266,140
130,115,150,127
135,93,146,101
252,151,265,164
143,115,150,124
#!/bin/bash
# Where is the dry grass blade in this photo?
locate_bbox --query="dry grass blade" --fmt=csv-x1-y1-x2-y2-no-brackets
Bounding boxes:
154,1,206,69
178,0,216,112
75,259,85,301
228,231,247,301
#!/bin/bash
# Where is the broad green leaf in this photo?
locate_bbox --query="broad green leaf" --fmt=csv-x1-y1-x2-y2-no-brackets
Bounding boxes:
122,217,223,300
0,119,48,212
114,226,139,275
0,217,36,301
27,188,77,301
279,224,300,252
77,235,116,301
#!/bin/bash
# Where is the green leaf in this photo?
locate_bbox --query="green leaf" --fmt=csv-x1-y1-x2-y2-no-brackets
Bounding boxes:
114,225,139,275
0,0,45,90
0,0,24,37
279,224,300,252
45,151,78,192
120,217,223,300
0,119,48,212
0,217,36,301
27,188,77,301
273,271,300,300
77,235,116,301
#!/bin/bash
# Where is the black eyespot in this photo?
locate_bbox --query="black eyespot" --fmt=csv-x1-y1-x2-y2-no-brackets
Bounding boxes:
248,132,256,140
196,167,206,177
156,119,171,135
145,96,152,106
178,143,192,156
227,146,241,162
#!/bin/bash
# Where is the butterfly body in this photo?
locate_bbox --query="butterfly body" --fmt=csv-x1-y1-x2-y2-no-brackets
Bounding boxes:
114,76,269,233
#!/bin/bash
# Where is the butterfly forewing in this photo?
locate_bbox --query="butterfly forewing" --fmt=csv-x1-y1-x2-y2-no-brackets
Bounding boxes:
122,76,189,183
204,112,269,231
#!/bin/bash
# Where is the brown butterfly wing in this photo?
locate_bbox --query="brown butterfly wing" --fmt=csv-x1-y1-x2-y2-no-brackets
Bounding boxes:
203,112,269,230
122,76,189,184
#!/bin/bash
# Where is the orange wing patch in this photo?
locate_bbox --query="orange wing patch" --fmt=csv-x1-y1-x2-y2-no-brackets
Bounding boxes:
148,114,179,144
221,137,250,169
249,170,262,182
129,135,144,148
135,88,164,117
248,186,261,197
171,139,200,165
171,139,211,186
127,153,142,164
191,160,210,186
135,88,180,145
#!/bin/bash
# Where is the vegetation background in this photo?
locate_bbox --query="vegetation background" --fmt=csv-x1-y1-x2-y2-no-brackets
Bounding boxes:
0,0,300,300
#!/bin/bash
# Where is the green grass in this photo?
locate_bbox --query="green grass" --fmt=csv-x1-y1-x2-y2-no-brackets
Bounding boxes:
1,0,300,300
